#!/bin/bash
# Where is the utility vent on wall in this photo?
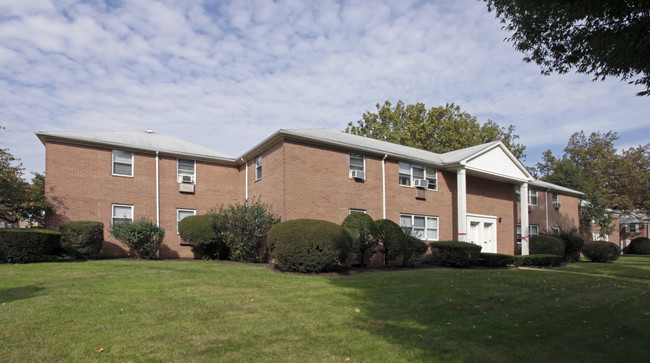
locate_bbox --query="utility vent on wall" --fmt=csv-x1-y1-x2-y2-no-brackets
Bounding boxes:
415,188,426,200
179,183,195,194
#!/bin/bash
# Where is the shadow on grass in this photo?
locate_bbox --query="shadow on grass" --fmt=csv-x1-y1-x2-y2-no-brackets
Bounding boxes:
0,285,46,303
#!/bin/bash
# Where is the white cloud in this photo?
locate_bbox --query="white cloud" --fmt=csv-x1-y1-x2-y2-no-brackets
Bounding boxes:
0,0,648,177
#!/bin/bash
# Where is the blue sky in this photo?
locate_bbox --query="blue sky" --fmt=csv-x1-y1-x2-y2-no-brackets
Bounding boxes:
1,0,649,178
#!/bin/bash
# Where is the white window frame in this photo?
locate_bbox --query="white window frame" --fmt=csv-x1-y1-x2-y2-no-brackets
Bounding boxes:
398,162,437,190
177,159,196,184
349,209,367,214
255,155,262,181
516,224,539,242
349,152,365,172
552,192,559,203
627,224,638,233
177,209,196,234
112,150,134,177
111,204,134,225
552,227,560,235
528,188,538,206
592,232,609,242
515,185,521,203
400,214,439,241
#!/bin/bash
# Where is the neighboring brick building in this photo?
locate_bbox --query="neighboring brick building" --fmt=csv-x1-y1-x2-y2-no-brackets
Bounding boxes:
36,128,582,259
619,212,650,250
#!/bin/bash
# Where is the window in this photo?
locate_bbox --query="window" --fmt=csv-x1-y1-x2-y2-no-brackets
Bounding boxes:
592,233,609,242
112,150,133,176
552,192,559,203
177,159,195,183
349,152,365,177
528,188,538,205
516,224,539,242
255,155,262,180
552,227,560,235
349,209,366,214
400,214,439,241
627,224,638,233
112,204,133,225
177,209,196,234
398,162,437,190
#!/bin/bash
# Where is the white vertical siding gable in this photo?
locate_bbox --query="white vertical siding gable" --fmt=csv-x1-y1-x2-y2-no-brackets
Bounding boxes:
465,146,528,180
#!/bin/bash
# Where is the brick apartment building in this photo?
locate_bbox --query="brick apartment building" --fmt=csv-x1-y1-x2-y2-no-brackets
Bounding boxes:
36,128,582,259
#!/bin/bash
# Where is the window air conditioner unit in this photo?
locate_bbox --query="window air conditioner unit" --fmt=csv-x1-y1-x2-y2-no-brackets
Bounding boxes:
413,179,428,189
349,170,365,180
178,175,194,183
552,201,562,209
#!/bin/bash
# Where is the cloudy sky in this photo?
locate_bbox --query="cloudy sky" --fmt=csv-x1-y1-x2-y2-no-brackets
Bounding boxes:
1,0,649,178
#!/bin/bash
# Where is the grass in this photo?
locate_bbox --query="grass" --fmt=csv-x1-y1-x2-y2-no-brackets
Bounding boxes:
554,255,650,280
0,258,648,362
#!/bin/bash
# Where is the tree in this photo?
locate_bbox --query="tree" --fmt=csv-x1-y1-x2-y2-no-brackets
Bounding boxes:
485,0,650,96
345,101,526,159
535,131,650,236
0,125,50,225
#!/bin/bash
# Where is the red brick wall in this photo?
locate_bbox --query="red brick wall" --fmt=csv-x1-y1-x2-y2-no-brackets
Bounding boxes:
44,141,239,258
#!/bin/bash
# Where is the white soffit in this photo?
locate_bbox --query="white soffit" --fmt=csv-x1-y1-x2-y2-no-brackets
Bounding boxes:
465,145,529,181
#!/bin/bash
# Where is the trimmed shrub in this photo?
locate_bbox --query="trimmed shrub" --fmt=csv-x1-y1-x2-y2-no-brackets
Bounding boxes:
629,237,650,255
557,230,584,262
109,218,165,259
400,234,429,267
212,199,280,263
480,253,516,267
582,242,621,262
515,254,564,267
58,221,104,258
429,241,481,267
178,214,227,259
530,235,565,256
374,219,406,264
0,229,62,263
342,212,378,267
268,219,352,273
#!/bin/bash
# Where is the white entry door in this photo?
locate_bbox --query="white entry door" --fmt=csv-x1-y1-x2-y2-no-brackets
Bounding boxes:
466,214,498,253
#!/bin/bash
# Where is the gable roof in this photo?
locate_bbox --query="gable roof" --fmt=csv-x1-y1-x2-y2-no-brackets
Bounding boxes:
529,180,584,196
36,130,235,162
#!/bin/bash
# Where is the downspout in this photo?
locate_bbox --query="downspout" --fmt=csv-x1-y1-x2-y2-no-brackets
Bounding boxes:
156,151,160,259
241,158,248,201
382,154,387,219
545,188,551,233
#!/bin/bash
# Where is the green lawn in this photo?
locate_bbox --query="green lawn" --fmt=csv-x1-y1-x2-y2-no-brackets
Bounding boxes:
1,258,648,362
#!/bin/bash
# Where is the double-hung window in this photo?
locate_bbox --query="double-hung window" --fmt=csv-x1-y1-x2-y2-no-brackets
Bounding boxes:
177,159,195,183
515,186,538,205
349,152,365,178
255,155,262,180
112,204,133,225
398,162,437,190
400,214,439,241
516,224,539,242
177,209,196,234
112,150,133,176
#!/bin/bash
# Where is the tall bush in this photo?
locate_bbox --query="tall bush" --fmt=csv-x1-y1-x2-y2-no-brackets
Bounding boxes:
342,213,377,267
178,214,227,259
374,219,405,265
629,237,650,254
557,229,584,262
212,198,280,263
530,234,565,256
58,221,104,258
400,234,429,267
0,229,62,263
109,218,165,259
268,219,352,273
582,242,621,262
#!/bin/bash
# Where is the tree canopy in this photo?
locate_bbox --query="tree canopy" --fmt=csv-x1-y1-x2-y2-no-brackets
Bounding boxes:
535,131,650,235
0,125,50,225
345,100,526,159
485,0,650,96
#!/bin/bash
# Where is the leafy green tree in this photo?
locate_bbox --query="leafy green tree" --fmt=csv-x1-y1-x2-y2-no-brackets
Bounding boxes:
342,212,378,267
535,131,650,236
345,101,526,159
484,0,650,96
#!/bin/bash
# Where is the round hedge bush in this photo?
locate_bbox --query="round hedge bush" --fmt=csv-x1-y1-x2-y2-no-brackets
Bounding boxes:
178,214,228,259
268,219,352,273
629,237,650,255
58,221,104,258
530,234,565,256
582,242,621,262
374,219,406,263
342,212,378,267
558,230,584,262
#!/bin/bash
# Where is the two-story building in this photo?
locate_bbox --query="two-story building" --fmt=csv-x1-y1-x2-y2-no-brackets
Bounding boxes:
37,128,582,260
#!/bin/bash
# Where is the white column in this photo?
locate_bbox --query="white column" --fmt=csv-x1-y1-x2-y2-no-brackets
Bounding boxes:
457,167,467,242
521,182,529,255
